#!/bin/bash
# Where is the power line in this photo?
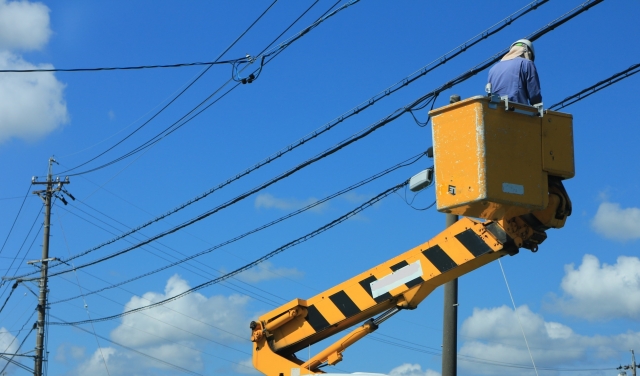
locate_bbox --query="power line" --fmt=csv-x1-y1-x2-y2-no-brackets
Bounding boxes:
0,58,244,73
59,0,350,177
52,205,284,307
0,312,35,375
49,151,428,304
0,282,18,315
0,209,41,279
0,184,31,256
9,0,603,283
54,277,252,354
56,213,111,375
49,180,407,326
36,0,543,250
64,0,541,178
549,62,640,111
367,332,616,372
0,210,42,302
48,314,205,376
58,0,279,176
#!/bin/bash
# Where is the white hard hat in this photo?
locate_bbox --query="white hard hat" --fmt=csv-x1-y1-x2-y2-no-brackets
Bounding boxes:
511,39,535,60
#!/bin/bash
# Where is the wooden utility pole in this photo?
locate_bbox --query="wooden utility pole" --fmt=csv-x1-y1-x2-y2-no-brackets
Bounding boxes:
31,157,71,376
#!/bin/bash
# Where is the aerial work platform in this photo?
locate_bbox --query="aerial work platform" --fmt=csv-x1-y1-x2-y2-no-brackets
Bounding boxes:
250,95,575,376
430,95,574,220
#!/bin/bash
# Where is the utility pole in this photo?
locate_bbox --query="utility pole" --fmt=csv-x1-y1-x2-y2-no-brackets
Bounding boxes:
31,157,71,376
617,349,638,376
441,94,461,376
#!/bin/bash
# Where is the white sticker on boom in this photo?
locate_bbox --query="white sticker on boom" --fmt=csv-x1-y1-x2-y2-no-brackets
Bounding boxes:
370,260,423,298
502,182,524,195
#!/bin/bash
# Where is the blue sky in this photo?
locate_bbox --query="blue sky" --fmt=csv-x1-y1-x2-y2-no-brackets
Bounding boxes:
0,1,639,375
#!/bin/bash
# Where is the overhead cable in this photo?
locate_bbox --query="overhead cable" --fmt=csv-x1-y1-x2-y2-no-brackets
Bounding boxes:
54,274,252,353
50,151,428,304
58,0,279,176
0,59,243,73
0,185,31,256
0,315,35,375
68,0,543,177
48,314,204,375
0,282,18,315
10,0,603,282
42,0,541,226
548,63,640,111
367,333,616,371
60,0,352,176
53,205,284,307
49,181,407,326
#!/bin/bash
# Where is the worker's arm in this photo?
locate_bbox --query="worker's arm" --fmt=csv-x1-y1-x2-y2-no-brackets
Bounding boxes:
524,60,542,105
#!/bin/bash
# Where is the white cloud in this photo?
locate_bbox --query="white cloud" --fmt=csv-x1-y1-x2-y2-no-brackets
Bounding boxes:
389,363,441,376
549,254,640,321
234,357,260,374
0,1,69,143
0,327,19,372
111,274,251,347
591,202,640,241
0,0,51,51
255,193,326,213
235,261,303,283
459,305,640,376
55,343,86,363
69,275,256,375
342,191,372,204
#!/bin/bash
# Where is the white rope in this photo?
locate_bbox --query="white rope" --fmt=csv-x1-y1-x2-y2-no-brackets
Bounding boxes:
498,259,539,376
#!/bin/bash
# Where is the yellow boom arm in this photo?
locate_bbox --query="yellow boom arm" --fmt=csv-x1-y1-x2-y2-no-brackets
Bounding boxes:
250,96,574,376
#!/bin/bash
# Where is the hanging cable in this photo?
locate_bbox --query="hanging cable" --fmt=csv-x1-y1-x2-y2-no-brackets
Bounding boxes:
0,282,19,315
10,0,603,282
0,58,244,73
48,314,204,375
49,181,406,326
0,212,42,302
53,206,284,307
42,0,543,204
58,0,279,176
0,315,35,374
58,0,348,176
0,184,31,257
56,214,111,376
54,273,253,352
76,0,546,176
49,151,427,304
548,63,640,111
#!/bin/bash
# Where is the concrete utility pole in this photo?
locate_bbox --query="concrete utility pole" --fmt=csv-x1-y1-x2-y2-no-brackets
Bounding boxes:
31,157,71,376
617,349,637,376
441,94,461,376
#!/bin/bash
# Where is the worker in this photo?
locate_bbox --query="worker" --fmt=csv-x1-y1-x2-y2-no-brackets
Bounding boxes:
487,39,542,105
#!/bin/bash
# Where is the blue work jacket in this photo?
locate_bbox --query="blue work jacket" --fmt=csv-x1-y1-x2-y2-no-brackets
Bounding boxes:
487,57,542,105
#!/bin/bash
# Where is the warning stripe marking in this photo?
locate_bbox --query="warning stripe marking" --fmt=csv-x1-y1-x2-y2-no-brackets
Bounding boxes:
422,245,457,273
455,229,493,257
329,290,361,318
305,304,330,332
